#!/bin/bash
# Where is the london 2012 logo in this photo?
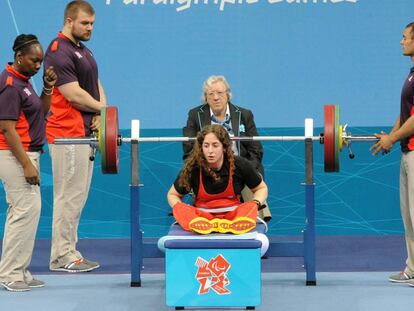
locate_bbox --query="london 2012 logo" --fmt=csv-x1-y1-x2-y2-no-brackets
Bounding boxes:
194,255,231,295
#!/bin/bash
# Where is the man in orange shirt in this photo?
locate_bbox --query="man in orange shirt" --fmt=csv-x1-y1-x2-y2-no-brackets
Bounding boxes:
372,22,414,286
43,0,106,273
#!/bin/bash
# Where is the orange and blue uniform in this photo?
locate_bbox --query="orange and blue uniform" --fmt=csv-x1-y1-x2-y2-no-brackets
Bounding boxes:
42,32,101,271
43,32,99,142
400,67,414,152
0,63,44,285
397,66,414,277
0,64,46,151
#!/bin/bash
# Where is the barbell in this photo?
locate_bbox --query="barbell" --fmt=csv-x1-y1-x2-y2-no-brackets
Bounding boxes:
54,105,379,174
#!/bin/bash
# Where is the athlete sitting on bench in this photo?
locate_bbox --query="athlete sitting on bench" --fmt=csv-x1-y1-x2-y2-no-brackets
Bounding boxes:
167,124,268,235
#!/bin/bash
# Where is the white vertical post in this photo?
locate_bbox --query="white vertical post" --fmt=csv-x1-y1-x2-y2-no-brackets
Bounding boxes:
304,118,313,138
131,120,140,140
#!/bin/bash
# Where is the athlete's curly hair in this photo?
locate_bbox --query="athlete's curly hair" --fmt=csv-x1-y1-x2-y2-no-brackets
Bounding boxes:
178,124,235,192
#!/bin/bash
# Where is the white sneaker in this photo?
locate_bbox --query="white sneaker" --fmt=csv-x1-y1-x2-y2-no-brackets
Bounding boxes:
50,258,100,273
1,281,30,292
27,279,45,288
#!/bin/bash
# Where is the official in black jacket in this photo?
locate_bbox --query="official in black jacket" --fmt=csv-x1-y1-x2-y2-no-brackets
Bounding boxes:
182,75,271,222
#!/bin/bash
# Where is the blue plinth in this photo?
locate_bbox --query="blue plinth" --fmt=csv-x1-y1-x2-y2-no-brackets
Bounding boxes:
165,247,261,308
162,224,263,308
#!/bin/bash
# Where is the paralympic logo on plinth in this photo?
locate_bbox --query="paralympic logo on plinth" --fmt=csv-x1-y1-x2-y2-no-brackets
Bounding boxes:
194,255,231,295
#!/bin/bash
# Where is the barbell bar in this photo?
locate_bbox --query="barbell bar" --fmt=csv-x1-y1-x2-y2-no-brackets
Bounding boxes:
54,105,379,174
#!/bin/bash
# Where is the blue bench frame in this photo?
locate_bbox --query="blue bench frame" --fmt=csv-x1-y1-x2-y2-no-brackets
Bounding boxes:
129,138,316,287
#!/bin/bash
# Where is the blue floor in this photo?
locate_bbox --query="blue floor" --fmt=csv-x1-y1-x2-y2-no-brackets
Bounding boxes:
1,272,413,311
0,234,409,310
24,235,407,274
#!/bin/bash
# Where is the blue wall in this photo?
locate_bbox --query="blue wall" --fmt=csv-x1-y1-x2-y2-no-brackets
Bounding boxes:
0,0,409,238
1,0,413,128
